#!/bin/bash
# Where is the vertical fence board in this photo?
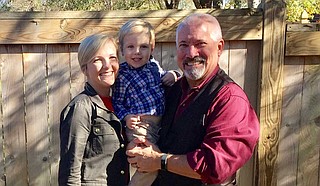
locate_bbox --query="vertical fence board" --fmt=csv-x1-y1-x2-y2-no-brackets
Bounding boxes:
153,43,162,64
237,40,260,186
23,45,50,185
0,46,5,186
278,57,304,186
160,43,179,71
244,40,260,110
47,44,71,185
0,45,28,186
297,56,320,186
229,41,247,88
228,40,253,186
220,41,230,74
70,44,85,99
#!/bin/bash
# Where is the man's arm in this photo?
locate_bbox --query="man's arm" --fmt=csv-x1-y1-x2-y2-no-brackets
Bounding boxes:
165,154,201,179
126,138,201,179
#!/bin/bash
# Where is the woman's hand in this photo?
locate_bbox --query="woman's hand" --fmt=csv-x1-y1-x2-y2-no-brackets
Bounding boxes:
126,138,162,172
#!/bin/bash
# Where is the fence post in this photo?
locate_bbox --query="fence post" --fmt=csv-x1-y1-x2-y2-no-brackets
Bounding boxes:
258,0,286,185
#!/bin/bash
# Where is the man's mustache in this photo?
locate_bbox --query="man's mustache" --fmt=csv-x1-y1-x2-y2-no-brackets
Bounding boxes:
183,56,206,65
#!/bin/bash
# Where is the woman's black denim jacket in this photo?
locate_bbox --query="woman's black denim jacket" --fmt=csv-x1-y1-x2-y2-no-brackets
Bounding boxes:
58,83,129,186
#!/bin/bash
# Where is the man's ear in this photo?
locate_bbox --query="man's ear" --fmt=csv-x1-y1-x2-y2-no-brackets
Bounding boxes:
217,39,225,57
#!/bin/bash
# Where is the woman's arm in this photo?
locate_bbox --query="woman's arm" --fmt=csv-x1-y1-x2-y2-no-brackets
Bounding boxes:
59,102,91,185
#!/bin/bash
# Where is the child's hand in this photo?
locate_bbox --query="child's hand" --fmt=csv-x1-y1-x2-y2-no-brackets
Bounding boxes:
161,71,176,86
124,115,141,129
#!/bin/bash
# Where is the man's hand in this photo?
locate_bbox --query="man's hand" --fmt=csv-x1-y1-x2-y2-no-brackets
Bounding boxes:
126,138,162,172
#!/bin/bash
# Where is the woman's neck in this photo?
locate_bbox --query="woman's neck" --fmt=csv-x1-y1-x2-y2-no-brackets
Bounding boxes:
90,83,110,97
97,89,110,97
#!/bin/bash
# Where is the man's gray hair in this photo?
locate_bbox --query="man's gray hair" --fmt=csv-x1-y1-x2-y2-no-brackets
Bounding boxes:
176,13,222,43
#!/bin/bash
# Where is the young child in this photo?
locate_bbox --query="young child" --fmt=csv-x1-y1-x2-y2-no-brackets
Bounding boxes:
112,19,180,186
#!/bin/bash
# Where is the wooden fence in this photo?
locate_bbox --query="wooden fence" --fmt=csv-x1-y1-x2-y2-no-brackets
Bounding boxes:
0,5,319,186
277,23,320,186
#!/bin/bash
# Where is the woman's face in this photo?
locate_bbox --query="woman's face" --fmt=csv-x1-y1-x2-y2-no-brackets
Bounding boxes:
85,40,119,96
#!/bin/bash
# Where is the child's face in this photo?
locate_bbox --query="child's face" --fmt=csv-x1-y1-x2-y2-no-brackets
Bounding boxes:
122,29,153,68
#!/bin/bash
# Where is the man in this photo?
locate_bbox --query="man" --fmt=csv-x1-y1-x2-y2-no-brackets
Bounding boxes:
126,13,260,186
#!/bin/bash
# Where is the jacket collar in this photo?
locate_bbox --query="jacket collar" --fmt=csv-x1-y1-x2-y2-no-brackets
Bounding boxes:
83,82,106,110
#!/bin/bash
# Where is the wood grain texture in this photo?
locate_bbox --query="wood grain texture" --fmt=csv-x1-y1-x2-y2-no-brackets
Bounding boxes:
277,57,304,186
286,23,320,32
286,32,320,56
245,40,261,110
229,40,251,185
69,44,85,99
0,45,28,186
0,9,262,44
219,41,230,73
23,45,50,185
258,0,286,185
229,41,247,88
159,43,179,71
0,9,262,19
0,47,4,186
47,44,71,185
297,56,320,186
238,41,261,186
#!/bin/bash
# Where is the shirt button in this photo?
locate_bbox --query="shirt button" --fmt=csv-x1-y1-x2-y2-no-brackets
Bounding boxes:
98,110,102,114
95,128,100,133
120,144,125,148
120,170,125,174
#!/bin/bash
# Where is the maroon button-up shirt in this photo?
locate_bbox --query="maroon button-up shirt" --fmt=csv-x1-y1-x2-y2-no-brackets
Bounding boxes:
176,66,260,184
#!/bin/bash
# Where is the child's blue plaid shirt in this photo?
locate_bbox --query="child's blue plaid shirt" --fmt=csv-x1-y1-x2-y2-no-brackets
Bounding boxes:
112,59,166,121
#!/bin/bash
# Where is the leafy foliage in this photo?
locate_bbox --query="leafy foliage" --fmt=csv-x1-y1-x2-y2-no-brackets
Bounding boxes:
0,0,165,11
286,0,320,23
0,0,45,11
112,0,165,10
1,0,320,22
46,0,109,11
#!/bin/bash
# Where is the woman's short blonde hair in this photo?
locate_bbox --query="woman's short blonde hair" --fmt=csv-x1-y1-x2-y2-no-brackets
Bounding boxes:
118,19,155,54
78,34,119,72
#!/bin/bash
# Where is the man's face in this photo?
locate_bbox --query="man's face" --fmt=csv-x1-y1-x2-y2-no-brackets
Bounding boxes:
176,21,224,85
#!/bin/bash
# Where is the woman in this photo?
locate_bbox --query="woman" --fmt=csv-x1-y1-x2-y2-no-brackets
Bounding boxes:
58,34,129,186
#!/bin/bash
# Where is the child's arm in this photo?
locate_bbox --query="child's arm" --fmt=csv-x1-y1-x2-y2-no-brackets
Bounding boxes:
161,70,181,86
150,56,182,86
